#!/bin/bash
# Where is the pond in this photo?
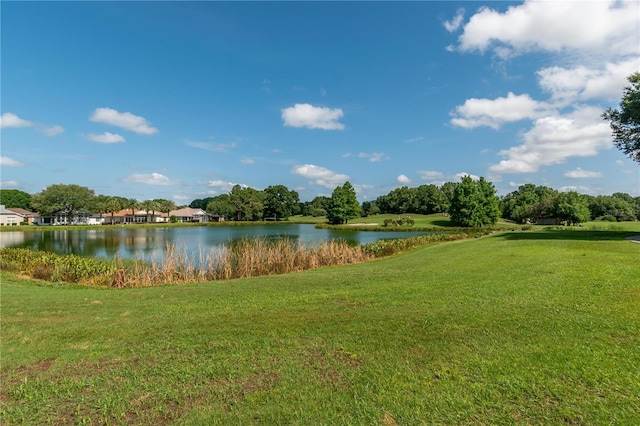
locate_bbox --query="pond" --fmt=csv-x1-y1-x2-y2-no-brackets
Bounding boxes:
0,224,428,262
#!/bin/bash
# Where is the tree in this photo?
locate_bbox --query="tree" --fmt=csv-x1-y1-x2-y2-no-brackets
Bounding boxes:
123,198,139,224
263,185,299,220
449,176,499,227
206,194,236,219
603,72,640,163
229,185,265,221
102,196,124,224
0,189,33,210
326,181,361,225
553,191,590,225
141,199,160,222
31,184,95,222
155,199,177,216
501,184,557,223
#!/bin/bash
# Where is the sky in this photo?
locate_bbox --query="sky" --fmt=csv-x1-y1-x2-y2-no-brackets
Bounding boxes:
1,1,639,205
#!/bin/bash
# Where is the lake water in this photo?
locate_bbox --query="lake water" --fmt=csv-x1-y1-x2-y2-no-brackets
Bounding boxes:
0,224,427,261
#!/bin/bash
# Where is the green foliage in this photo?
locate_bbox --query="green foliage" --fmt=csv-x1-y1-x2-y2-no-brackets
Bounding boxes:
554,191,591,224
206,194,236,219
263,185,300,220
0,189,33,210
449,176,500,227
501,183,558,223
326,182,361,225
31,184,95,220
603,72,640,163
0,248,116,285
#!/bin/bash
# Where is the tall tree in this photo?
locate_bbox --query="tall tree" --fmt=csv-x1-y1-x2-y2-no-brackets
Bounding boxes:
0,189,33,210
31,184,95,222
449,176,499,227
553,192,590,225
326,181,361,225
263,185,299,220
602,72,640,163
229,185,265,221
103,196,124,224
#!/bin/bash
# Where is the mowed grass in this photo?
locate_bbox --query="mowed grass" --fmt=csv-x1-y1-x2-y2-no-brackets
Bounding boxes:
1,229,639,424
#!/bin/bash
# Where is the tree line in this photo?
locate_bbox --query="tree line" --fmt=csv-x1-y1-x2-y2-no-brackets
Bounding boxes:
1,178,638,227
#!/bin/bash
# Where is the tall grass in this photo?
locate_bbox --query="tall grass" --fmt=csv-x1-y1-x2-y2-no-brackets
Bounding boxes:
0,238,374,288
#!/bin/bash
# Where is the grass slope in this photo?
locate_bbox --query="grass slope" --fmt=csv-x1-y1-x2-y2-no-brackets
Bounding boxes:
1,230,639,424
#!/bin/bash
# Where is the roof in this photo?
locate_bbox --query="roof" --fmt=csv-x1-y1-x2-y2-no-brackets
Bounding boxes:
0,205,25,216
169,207,207,217
6,207,37,217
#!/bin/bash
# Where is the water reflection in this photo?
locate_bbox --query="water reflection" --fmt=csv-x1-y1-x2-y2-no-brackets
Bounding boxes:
0,224,427,261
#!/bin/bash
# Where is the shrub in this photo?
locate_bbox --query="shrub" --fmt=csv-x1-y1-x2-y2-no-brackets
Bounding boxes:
595,215,618,222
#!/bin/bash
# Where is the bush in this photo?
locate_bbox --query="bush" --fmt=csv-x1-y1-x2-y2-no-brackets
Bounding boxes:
595,215,618,222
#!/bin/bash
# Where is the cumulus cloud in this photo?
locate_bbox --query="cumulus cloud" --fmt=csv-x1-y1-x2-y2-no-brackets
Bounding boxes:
444,8,465,33
489,106,611,174
86,132,126,144
456,0,639,60
456,172,480,181
281,103,345,130
40,125,65,136
185,140,237,152
207,180,247,192
90,107,158,135
397,174,412,184
450,92,552,129
0,113,34,129
124,173,175,185
0,156,24,167
564,167,603,179
0,180,20,188
291,164,349,189
358,152,388,162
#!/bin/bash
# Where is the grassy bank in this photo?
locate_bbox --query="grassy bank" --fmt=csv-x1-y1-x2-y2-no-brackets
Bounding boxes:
1,229,639,424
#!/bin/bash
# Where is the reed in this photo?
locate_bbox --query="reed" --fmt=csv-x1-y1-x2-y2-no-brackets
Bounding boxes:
0,238,375,288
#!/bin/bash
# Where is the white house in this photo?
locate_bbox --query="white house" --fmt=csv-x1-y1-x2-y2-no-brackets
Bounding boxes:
0,205,25,226
169,207,218,223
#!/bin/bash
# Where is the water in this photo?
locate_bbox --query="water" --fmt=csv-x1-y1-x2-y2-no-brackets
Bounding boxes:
0,224,427,262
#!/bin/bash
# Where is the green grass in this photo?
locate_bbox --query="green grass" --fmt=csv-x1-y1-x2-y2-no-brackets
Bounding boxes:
1,229,639,424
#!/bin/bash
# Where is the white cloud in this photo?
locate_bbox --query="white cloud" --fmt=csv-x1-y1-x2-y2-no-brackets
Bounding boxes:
0,180,20,188
456,172,480,181
40,125,65,136
207,180,247,192
185,140,237,152
444,8,465,33
0,156,24,167
417,170,445,181
558,185,597,195
281,103,345,130
86,132,125,144
358,152,388,162
456,0,639,60
291,164,349,189
124,173,175,186
341,152,352,158
564,167,603,179
0,113,34,129
489,106,612,174
90,107,158,135
451,92,552,129
538,58,639,104
240,158,256,165
397,174,412,184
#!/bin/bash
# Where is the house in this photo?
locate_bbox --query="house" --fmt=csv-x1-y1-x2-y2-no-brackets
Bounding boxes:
0,205,25,226
6,207,38,225
33,210,105,226
101,209,169,225
169,207,223,223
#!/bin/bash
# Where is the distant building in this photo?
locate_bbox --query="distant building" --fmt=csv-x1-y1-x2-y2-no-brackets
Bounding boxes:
6,207,38,225
169,207,223,223
0,205,25,226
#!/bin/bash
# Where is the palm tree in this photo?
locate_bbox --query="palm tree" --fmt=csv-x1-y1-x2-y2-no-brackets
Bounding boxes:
124,198,139,224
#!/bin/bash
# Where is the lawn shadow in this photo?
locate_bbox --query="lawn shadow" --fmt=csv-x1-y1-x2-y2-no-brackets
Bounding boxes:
492,229,640,242
429,220,453,227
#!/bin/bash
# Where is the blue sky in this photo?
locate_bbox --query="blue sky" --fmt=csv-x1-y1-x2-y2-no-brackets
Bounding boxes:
1,1,638,204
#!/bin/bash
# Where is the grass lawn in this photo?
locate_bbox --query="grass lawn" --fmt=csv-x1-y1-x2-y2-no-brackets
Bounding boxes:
1,229,639,424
